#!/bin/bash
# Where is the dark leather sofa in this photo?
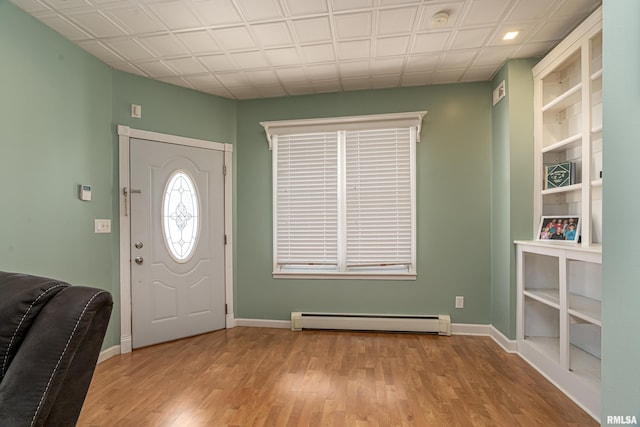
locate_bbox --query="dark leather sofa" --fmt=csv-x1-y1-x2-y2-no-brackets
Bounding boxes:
0,271,113,427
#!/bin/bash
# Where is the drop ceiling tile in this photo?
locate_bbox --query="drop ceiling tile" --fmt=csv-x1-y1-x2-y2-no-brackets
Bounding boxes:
230,51,271,69
300,43,335,63
212,26,257,51
164,57,207,74
337,39,371,60
265,47,301,66
191,0,242,26
377,7,418,36
78,40,123,63
252,21,294,47
245,69,280,86
216,72,251,87
438,50,475,69
307,63,338,80
203,86,234,98
528,18,581,44
66,10,125,38
198,54,237,72
372,57,403,75
235,0,284,21
183,74,224,89
157,76,192,89
10,0,51,13
552,0,600,17
432,68,464,84
472,46,516,67
507,0,556,20
104,38,154,61
450,27,492,50
334,12,372,39
331,0,373,12
40,0,89,10
401,72,432,87
375,36,410,57
313,80,341,93
39,14,92,41
379,0,420,5
459,0,511,27
339,60,370,78
275,67,308,83
146,1,201,30
292,17,332,44
284,0,328,16
418,3,464,31
256,86,288,98
411,32,450,54
342,77,372,91
138,34,185,57
459,65,497,82
372,74,400,89
405,53,439,73
109,61,145,76
176,31,220,54
103,4,165,34
283,83,313,95
514,41,555,58
135,60,177,78
226,87,262,100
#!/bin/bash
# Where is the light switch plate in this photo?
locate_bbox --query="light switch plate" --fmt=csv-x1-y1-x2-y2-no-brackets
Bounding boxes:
95,219,111,234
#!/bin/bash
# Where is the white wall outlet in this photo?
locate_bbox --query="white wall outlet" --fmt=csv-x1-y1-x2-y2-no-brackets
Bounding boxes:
131,104,142,118
455,296,464,309
94,219,111,234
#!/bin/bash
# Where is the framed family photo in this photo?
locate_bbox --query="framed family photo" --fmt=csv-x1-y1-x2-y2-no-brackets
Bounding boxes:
537,216,580,242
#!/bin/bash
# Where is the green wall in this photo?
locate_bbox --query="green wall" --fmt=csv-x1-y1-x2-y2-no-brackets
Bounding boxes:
602,0,640,422
0,1,237,350
235,85,492,323
490,59,536,339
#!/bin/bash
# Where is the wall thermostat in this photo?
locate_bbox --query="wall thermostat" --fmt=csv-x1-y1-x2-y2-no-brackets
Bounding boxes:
79,184,92,201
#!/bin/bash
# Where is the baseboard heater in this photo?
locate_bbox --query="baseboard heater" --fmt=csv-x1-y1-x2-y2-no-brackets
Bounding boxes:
291,312,451,336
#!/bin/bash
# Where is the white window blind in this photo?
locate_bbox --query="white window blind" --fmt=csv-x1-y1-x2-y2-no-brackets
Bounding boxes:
266,111,424,279
345,128,413,269
275,132,338,267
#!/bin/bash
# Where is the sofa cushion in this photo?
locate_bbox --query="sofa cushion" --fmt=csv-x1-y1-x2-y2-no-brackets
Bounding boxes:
0,272,70,384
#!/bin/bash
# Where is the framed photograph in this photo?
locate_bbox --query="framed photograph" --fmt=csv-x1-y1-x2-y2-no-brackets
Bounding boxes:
537,215,580,242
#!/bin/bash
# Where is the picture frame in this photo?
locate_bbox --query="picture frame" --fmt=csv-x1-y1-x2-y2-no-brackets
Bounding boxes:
537,215,580,242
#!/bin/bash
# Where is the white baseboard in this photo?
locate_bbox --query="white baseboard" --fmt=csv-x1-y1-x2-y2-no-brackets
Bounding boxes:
120,335,132,354
226,314,237,328
235,318,291,329
450,323,491,336
489,325,518,353
97,345,121,364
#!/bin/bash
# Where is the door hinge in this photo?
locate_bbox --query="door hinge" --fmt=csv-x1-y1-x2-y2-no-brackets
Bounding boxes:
224,234,228,245
225,304,228,315
223,164,227,176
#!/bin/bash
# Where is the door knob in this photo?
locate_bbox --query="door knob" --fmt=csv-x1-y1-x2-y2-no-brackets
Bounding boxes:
134,256,143,265
135,241,143,249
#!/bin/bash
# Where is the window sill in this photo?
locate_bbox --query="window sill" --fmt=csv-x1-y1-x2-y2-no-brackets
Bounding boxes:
272,272,417,281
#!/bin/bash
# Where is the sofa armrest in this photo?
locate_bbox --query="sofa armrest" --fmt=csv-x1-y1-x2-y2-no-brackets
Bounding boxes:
0,286,113,427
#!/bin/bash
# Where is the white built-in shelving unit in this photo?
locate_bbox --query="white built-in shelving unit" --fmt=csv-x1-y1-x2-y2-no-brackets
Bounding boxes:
516,5,602,422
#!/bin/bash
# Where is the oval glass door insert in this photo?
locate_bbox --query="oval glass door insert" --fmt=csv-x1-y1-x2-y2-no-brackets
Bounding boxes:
162,170,200,262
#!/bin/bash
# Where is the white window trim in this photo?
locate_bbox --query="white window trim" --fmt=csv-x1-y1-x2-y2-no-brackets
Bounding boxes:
261,111,426,280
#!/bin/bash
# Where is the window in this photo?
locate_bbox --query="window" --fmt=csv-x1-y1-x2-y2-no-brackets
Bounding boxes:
262,111,426,279
162,170,200,262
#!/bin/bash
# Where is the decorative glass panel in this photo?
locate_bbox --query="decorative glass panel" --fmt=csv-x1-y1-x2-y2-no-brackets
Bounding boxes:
162,170,199,262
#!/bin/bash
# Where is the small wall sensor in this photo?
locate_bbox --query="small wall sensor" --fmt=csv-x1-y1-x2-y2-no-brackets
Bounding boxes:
131,104,142,119
79,184,92,201
493,80,506,106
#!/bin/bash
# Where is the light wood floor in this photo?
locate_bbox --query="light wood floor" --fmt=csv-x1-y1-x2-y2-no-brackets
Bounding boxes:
77,327,597,427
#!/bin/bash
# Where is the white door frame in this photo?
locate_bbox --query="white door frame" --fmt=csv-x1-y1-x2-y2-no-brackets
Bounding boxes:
118,125,234,354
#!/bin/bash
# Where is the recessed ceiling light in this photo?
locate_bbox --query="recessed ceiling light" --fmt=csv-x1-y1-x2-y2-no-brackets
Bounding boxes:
503,31,520,41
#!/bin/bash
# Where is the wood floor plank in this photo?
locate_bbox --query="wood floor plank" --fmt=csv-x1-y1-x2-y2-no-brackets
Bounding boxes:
77,327,598,427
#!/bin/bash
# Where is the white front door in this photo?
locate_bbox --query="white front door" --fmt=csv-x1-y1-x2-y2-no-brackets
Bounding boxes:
130,138,225,349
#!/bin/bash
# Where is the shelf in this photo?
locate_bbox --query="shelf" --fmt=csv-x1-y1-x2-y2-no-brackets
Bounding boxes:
569,293,601,325
591,125,602,133
590,69,602,80
524,289,560,309
542,133,582,153
591,179,602,187
524,336,560,363
542,83,582,112
570,343,601,384
541,183,582,195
